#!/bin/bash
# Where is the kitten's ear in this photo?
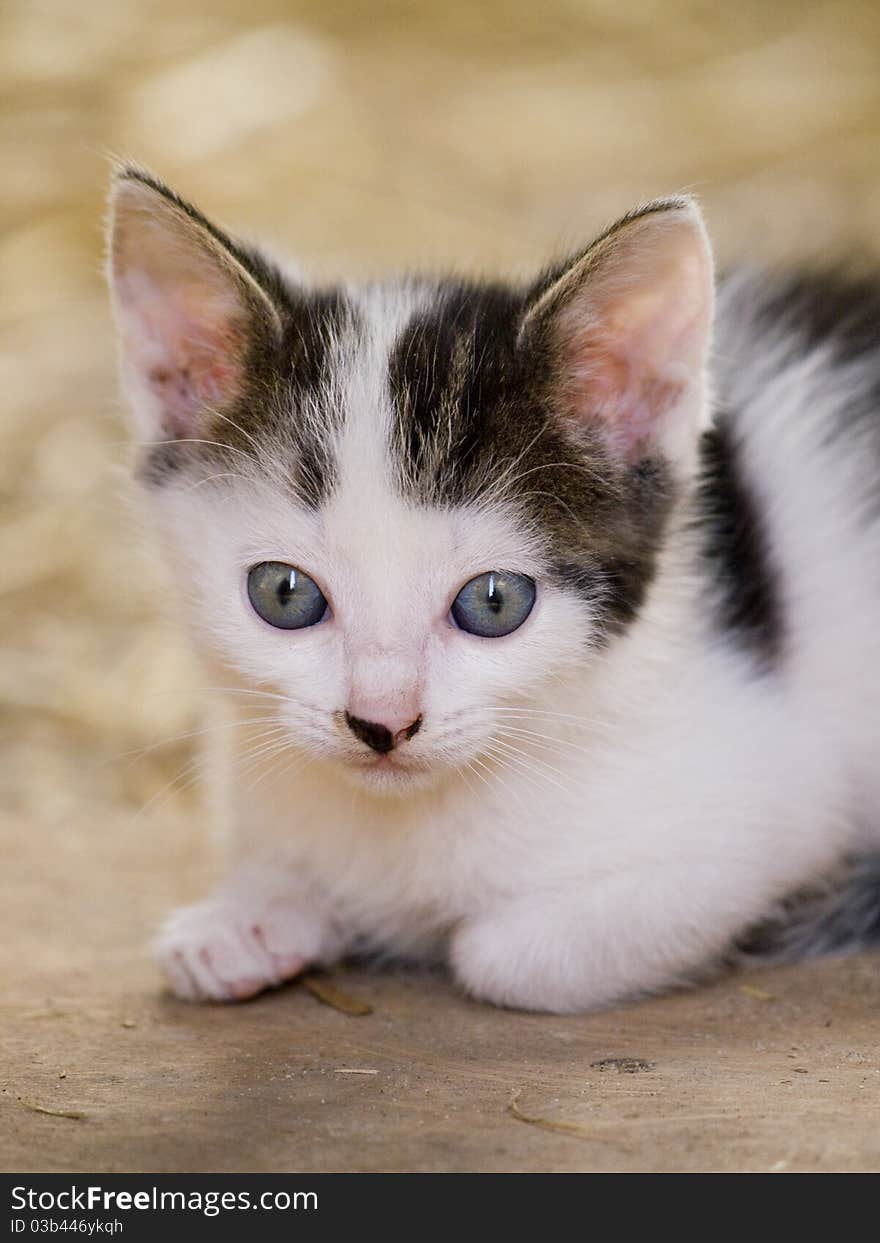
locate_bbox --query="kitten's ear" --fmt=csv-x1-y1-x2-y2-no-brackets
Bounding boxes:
521,197,714,472
107,166,283,439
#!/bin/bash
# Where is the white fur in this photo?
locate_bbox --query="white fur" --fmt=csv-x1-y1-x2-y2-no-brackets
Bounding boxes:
111,192,880,1012
144,308,874,1011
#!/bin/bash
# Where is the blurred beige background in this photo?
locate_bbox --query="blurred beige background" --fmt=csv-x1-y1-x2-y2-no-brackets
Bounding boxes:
2,0,880,1174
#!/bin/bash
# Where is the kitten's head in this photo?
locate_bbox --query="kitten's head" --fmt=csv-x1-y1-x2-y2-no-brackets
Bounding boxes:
108,166,713,794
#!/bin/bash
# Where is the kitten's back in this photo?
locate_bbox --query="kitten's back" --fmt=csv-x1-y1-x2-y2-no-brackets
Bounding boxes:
712,267,880,815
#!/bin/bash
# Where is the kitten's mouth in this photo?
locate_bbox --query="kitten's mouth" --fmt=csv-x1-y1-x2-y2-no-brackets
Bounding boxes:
345,747,435,791
354,751,423,773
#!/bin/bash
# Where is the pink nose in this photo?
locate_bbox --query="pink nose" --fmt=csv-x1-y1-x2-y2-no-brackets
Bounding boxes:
345,713,422,754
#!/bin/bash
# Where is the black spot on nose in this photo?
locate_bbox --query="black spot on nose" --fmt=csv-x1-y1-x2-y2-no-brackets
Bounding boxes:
344,713,423,753
345,714,395,754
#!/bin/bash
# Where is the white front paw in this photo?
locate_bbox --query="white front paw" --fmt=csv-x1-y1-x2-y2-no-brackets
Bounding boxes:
156,896,325,1002
451,912,534,1011
451,905,593,1014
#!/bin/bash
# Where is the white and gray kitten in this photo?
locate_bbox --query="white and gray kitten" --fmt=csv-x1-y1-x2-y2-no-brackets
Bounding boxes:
107,166,880,1012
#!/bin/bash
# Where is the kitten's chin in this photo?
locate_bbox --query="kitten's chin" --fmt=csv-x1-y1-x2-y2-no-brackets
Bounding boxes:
340,752,446,796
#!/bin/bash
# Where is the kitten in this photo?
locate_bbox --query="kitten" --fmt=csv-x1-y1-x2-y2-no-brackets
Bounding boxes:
107,165,880,1012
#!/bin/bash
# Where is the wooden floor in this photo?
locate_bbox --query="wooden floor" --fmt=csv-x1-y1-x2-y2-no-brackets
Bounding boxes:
4,790,880,1173
2,0,879,1173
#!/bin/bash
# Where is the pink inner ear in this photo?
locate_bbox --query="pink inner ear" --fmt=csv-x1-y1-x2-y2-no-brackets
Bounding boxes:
118,270,248,438
552,221,713,465
564,328,690,464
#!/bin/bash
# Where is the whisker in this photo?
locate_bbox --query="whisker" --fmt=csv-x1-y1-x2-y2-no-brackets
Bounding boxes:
492,706,611,729
182,470,251,494
196,686,299,706
227,727,294,767
475,423,551,497
494,724,594,757
234,735,299,787
125,723,292,828
483,738,570,796
108,715,283,767
493,457,607,495
246,747,314,798
131,437,258,465
490,736,572,786
124,754,205,830
458,763,481,800
470,752,528,811
201,406,268,459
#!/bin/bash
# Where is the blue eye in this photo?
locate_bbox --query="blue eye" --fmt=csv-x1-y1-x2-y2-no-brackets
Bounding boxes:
247,562,328,630
451,571,536,638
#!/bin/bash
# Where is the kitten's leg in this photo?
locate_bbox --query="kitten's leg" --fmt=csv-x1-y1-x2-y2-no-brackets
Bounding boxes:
450,872,735,1014
155,864,345,1002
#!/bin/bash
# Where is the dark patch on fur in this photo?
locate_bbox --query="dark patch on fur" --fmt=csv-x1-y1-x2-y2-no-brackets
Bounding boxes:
249,286,352,508
388,281,677,640
733,855,880,965
737,268,880,478
135,288,350,507
695,417,784,668
747,268,880,370
121,166,351,506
